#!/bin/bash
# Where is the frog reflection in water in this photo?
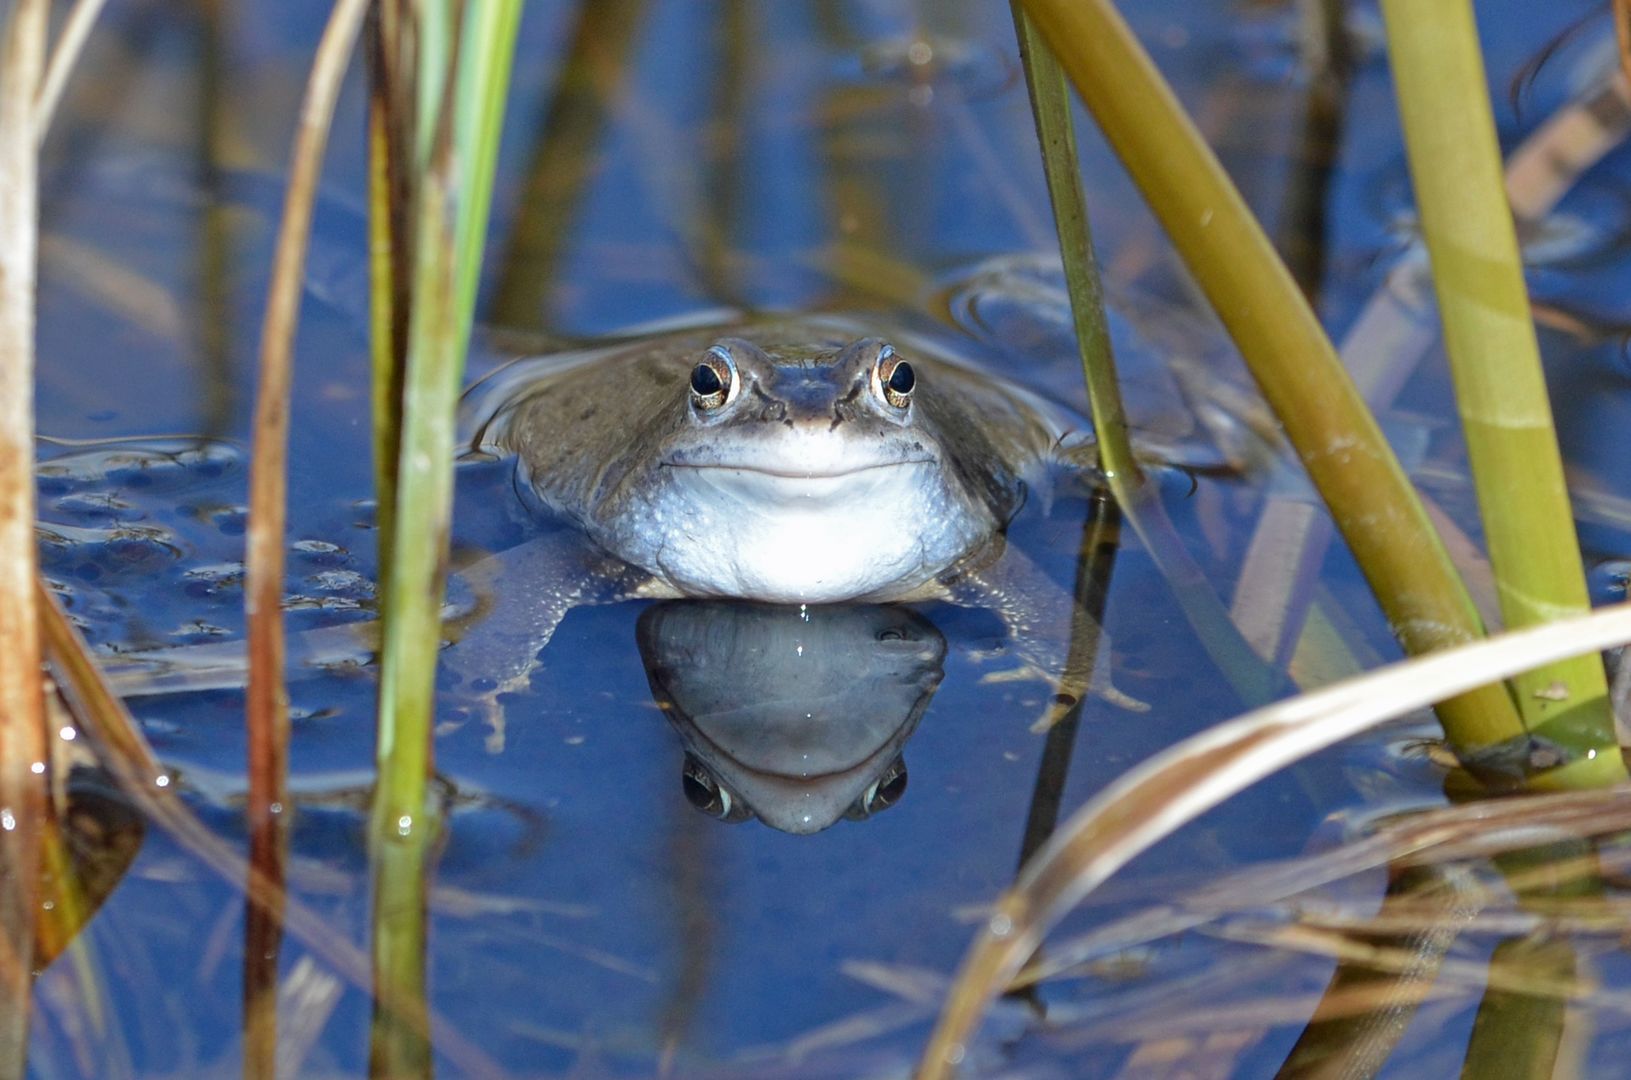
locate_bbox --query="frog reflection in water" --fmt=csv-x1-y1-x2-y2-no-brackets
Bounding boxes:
453,314,1116,730
637,601,946,834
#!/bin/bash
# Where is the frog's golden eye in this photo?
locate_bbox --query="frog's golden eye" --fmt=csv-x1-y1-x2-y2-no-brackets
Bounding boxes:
871,344,914,409
690,345,738,411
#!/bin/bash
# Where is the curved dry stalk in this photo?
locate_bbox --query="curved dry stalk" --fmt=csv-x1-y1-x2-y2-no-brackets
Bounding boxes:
243,2,369,1073
0,4,48,1075
917,601,1631,1077
33,0,108,143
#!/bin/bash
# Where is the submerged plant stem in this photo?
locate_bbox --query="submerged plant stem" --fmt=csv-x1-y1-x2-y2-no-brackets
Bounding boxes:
1378,0,1622,783
0,5,47,1075
1014,0,1527,772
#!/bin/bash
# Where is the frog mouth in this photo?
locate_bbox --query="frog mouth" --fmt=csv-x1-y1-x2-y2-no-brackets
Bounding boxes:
660,458,931,480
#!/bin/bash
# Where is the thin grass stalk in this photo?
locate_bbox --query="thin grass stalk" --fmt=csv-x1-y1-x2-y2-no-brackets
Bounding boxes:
450,0,522,349
916,600,1631,1078
1013,0,1529,775
0,5,48,1076
32,0,107,144
243,4,370,1072
1377,0,1621,781
1007,3,1136,485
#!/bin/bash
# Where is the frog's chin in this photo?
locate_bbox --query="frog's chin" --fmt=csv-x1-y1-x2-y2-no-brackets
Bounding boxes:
635,461,984,603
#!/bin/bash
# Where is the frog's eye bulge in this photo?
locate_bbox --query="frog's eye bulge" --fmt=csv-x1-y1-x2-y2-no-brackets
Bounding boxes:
690,344,740,412
681,755,754,823
870,343,915,409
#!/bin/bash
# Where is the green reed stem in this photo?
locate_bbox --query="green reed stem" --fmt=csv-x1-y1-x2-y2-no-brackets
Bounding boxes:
452,1,523,349
1377,0,1623,788
1008,3,1137,486
372,0,523,836
1015,0,1537,777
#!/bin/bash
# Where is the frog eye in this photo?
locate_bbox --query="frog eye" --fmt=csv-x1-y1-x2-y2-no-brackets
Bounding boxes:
690,345,738,412
871,344,914,409
681,755,753,824
844,757,909,820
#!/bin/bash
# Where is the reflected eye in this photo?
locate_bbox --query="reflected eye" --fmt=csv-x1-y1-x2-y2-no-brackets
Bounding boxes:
681,756,753,823
846,758,909,820
873,344,914,409
690,346,737,411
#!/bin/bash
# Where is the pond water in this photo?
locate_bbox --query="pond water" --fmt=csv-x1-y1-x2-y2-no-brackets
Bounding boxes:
26,1,1631,1077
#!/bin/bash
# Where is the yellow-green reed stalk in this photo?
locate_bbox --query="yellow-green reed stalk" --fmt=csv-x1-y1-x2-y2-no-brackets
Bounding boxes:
1377,0,1622,787
1010,5,1286,709
1014,0,1536,777
0,5,47,1075
243,3,370,1075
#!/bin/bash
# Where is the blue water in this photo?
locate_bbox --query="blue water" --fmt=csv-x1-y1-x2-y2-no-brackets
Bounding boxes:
26,1,1631,1077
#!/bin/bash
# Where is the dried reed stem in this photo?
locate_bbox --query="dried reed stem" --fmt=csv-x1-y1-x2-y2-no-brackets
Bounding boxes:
0,4,48,1075
33,0,108,144
243,0,369,1074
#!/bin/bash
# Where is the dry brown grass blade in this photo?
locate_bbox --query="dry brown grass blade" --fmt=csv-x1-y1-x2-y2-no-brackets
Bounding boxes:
33,0,108,143
917,602,1631,1078
0,4,48,1076
1015,784,1631,990
243,3,369,1073
35,581,511,1078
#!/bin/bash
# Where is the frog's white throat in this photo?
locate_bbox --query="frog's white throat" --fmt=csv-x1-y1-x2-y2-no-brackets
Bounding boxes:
628,461,984,604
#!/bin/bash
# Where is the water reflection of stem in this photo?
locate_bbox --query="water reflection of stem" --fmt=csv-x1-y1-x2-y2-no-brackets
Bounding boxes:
1276,0,1351,302
242,2,369,1074
490,0,652,331
1273,863,1480,1079
0,5,49,1077
193,0,235,444
368,828,435,1079
1455,838,1595,1080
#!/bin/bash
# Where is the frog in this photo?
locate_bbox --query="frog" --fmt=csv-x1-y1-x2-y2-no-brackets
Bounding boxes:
108,312,1131,741
443,312,1128,743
